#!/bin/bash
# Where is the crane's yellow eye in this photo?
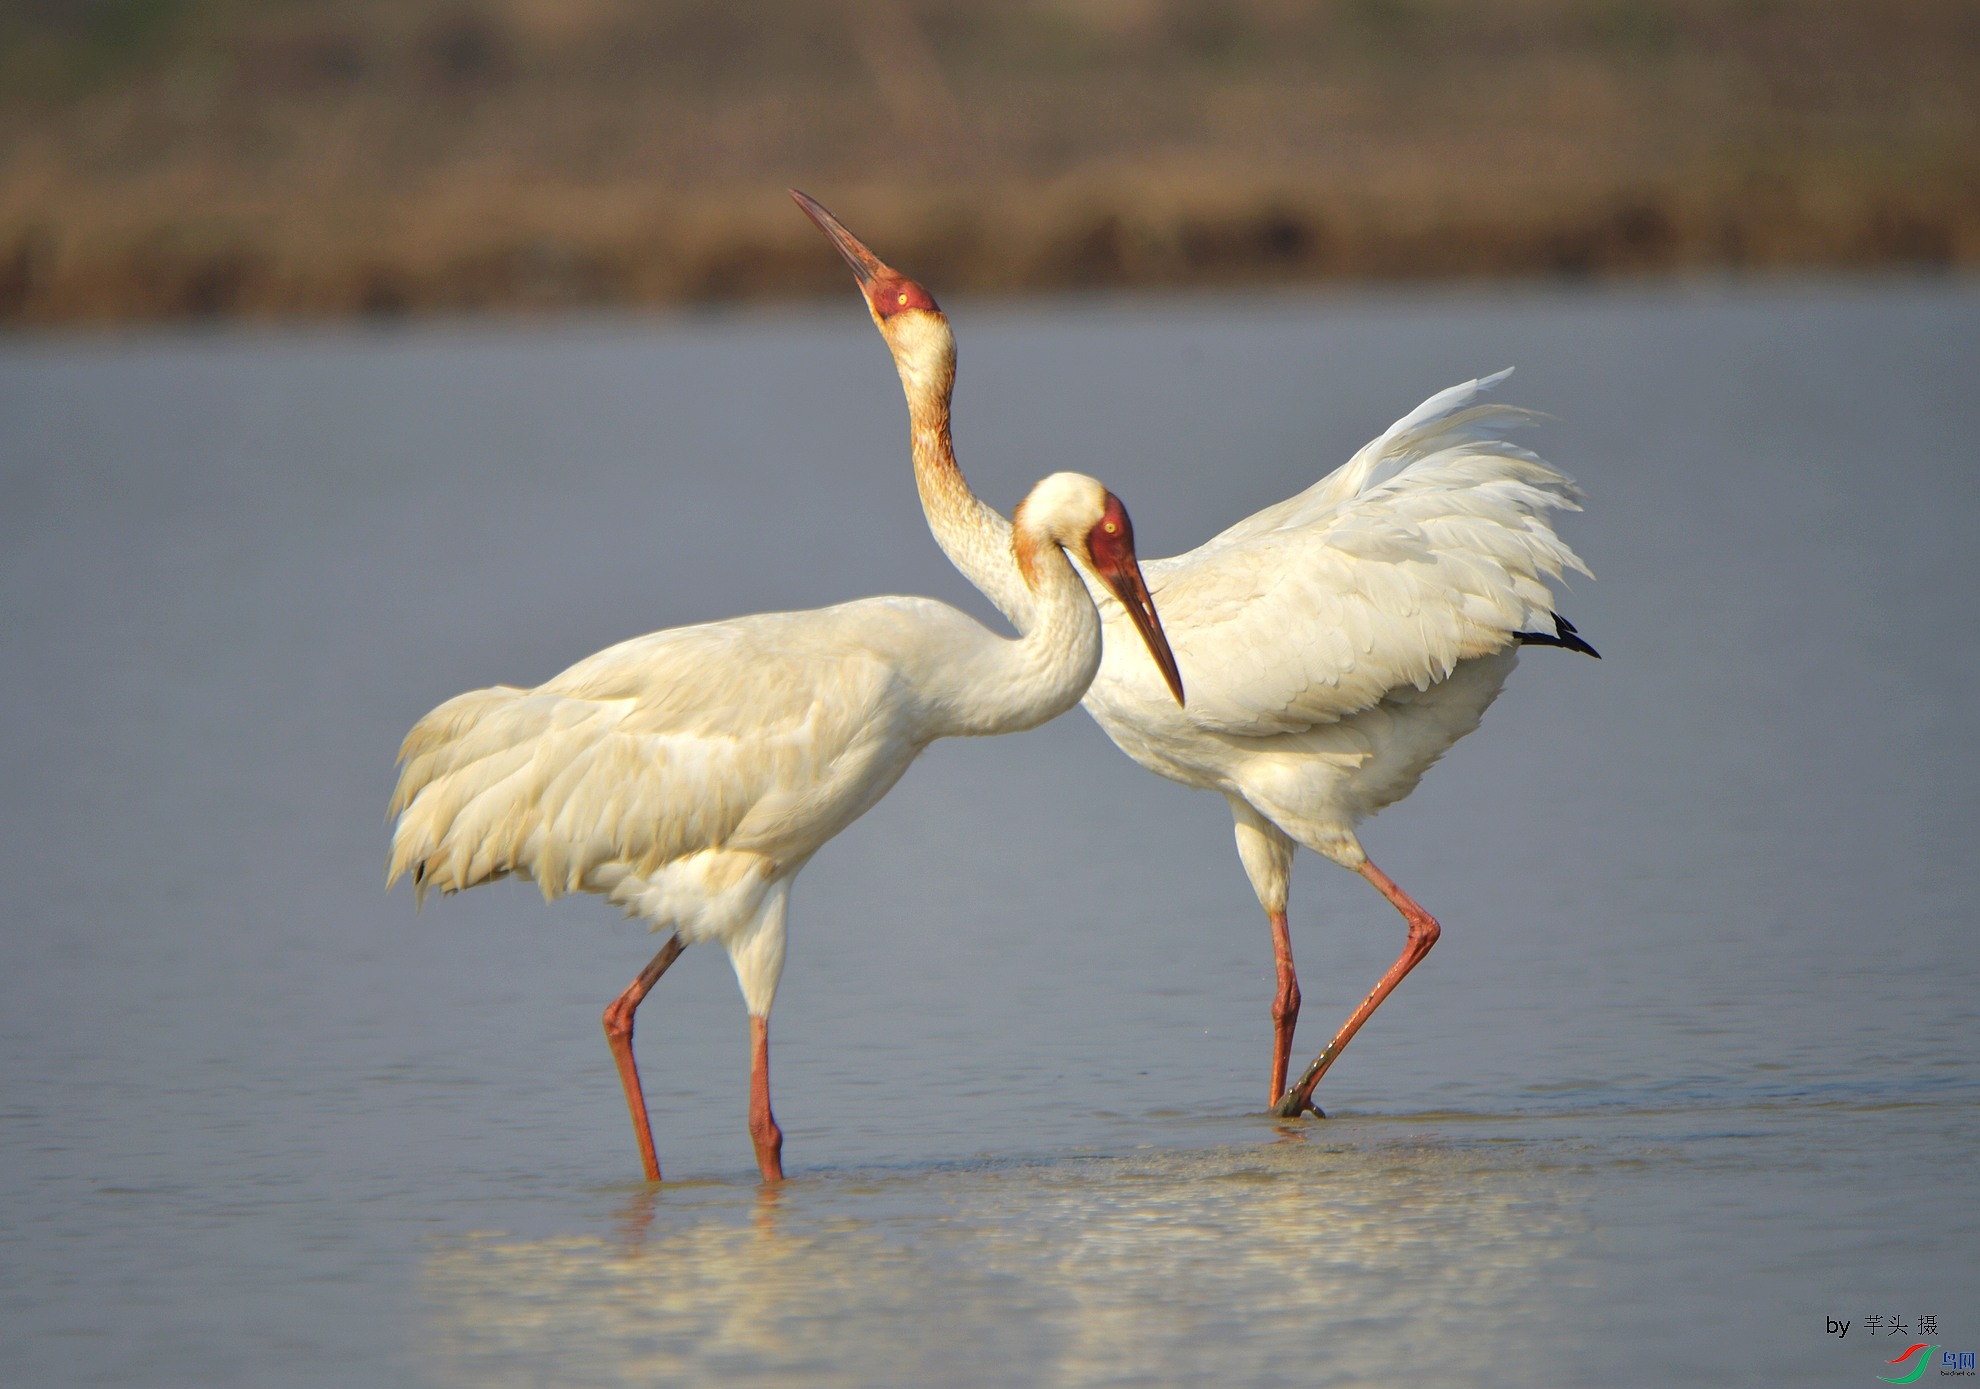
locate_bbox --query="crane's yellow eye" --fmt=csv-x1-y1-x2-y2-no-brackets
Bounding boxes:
897,292,908,306
1103,522,1117,534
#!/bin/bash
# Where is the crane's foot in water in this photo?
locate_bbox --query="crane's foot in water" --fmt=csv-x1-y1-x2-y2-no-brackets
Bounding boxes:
1272,1093,1325,1120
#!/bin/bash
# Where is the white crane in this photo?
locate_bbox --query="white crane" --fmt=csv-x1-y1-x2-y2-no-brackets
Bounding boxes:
793,191,1597,1119
387,472,1184,1182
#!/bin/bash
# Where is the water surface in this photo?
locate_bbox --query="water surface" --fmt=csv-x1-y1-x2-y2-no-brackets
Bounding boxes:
2,281,1975,1386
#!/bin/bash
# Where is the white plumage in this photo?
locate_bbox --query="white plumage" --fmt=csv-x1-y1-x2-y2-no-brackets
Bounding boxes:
795,191,1596,1118
1071,373,1589,862
1131,379,1583,731
388,470,1183,1182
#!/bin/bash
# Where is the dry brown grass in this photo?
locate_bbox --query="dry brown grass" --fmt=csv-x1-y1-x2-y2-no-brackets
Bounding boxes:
2,0,1977,323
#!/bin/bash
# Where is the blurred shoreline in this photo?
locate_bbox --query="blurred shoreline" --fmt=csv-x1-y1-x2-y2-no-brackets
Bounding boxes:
3,0,1976,326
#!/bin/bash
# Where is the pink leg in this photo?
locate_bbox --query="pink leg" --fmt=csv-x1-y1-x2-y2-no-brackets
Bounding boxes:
748,1015,785,1183
601,934,687,1182
1267,908,1302,1106
1273,860,1441,1119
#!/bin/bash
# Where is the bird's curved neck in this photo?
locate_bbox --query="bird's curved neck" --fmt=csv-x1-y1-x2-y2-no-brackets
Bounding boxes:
898,338,1032,626
929,531,1102,738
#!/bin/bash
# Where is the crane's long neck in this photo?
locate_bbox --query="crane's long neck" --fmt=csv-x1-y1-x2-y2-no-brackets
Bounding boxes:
925,530,1101,739
896,324,1034,627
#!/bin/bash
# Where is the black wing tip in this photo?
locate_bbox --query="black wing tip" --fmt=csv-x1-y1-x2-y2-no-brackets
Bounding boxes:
1516,611,1601,659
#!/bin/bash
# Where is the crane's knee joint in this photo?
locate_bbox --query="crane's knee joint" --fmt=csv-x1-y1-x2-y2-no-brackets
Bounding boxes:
602,1003,634,1043
1406,914,1441,956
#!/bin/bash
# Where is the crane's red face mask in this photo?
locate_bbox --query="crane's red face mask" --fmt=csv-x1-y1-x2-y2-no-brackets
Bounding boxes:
871,276,940,321
790,189,941,323
1087,495,1186,708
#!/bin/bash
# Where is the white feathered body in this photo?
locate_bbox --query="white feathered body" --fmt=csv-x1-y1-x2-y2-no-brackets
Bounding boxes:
928,372,1589,870
388,565,1104,1013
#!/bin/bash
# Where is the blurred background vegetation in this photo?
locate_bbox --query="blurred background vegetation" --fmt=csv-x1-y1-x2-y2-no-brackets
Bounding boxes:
1,0,1975,323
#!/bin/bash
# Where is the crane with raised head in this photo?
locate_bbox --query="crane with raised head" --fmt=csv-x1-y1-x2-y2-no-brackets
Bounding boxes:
388,471,1184,1182
793,190,1596,1119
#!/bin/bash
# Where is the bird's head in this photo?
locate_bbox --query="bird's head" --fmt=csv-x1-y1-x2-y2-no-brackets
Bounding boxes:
791,189,954,406
1013,473,1186,708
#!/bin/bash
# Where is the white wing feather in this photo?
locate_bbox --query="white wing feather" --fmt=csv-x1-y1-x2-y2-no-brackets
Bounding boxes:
1139,371,1590,736
386,615,905,906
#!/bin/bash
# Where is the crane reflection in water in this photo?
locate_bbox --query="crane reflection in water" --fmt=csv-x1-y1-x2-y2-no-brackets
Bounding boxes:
419,1136,1586,1387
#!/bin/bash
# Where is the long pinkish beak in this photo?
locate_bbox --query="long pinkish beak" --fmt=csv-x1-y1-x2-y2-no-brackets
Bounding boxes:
790,189,891,289
1098,554,1185,708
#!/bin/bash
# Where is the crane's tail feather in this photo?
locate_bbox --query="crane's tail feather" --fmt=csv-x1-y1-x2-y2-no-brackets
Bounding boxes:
386,684,571,906
386,671,768,914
